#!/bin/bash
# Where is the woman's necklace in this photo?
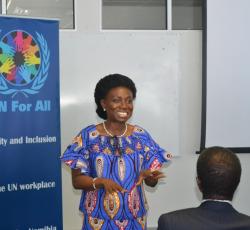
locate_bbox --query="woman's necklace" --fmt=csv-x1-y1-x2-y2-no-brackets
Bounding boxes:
103,122,127,137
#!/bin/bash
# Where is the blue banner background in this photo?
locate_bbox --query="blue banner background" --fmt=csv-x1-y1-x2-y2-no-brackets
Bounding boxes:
0,16,62,229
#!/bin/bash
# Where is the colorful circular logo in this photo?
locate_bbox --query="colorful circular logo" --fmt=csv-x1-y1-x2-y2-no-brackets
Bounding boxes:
0,30,41,86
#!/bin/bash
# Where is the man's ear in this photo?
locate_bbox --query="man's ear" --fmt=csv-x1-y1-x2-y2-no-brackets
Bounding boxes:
196,176,202,192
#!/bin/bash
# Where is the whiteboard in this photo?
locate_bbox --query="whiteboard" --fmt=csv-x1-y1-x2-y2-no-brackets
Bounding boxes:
202,0,250,151
60,32,180,156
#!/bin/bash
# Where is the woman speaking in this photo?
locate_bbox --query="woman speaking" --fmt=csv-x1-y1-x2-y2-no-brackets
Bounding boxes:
61,73,172,229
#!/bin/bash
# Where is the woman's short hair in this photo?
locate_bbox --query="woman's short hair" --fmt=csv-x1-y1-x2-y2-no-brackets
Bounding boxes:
94,73,137,119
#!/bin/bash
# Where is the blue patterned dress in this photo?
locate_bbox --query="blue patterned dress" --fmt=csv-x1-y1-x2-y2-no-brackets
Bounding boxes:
61,125,171,230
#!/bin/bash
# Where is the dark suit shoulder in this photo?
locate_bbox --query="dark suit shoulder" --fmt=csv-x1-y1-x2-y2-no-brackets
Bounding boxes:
159,207,200,219
157,206,250,230
158,207,200,230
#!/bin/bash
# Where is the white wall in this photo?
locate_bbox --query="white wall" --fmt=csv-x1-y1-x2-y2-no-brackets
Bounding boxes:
60,1,250,229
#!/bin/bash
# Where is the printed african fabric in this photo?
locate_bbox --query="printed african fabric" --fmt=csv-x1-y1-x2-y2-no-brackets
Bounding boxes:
61,125,172,230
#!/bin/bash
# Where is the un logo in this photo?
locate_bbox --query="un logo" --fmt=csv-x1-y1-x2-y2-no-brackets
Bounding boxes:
0,30,50,97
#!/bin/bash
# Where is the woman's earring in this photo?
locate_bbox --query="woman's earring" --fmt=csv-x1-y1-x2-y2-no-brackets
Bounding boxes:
103,108,106,111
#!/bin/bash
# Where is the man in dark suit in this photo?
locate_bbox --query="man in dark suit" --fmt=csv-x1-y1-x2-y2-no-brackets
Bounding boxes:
157,146,250,230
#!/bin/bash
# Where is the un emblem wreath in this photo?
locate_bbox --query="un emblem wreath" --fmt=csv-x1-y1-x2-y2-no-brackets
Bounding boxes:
0,32,50,97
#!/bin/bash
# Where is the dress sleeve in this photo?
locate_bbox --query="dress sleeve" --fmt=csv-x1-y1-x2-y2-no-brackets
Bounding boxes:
137,127,172,171
61,127,91,175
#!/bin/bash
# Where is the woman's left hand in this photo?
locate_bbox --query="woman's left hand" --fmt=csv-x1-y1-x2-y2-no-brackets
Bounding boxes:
136,169,165,186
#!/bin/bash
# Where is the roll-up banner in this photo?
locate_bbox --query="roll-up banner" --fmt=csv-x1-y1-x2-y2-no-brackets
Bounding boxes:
0,16,62,229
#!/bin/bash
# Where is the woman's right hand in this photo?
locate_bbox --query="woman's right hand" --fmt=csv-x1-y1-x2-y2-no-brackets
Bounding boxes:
96,178,127,194
71,169,126,193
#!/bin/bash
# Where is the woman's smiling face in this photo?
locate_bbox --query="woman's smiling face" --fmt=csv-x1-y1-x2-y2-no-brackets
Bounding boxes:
101,86,134,123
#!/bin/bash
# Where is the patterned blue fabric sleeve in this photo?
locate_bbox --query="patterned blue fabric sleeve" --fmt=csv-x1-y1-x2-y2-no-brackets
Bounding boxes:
61,126,90,175
137,127,172,171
